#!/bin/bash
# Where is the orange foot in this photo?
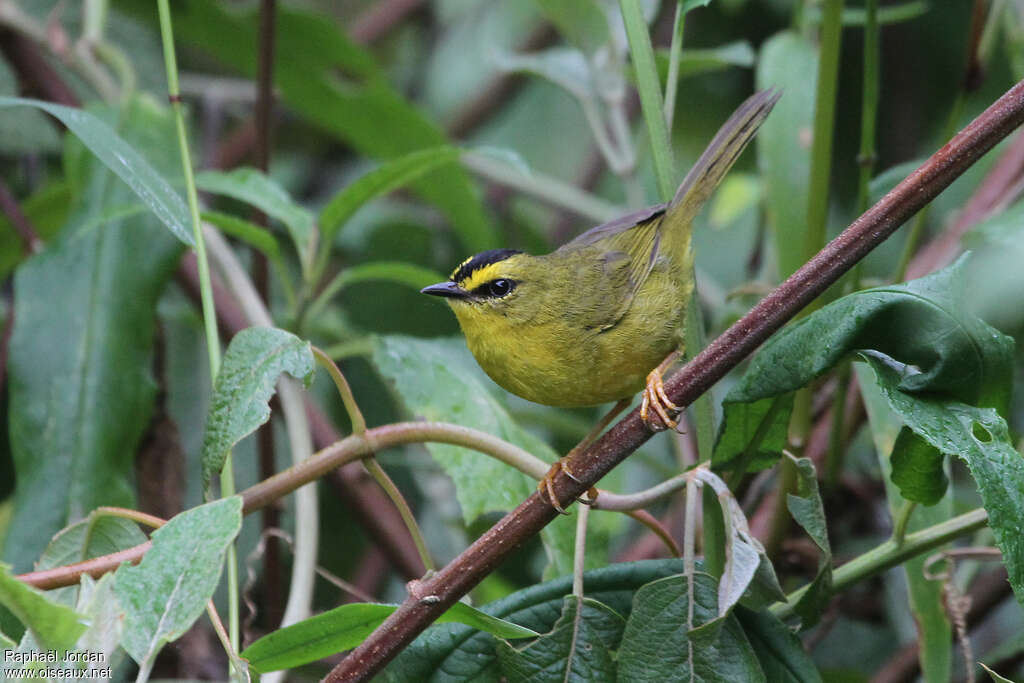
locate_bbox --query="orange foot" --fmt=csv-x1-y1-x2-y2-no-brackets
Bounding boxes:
640,363,680,431
538,459,598,514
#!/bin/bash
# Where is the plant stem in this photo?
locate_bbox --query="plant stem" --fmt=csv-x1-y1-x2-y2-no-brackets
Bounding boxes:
572,504,589,598
313,347,366,435
893,499,918,546
804,0,844,286
619,0,676,201
772,507,988,621
663,1,686,133
363,457,435,573
156,0,237,654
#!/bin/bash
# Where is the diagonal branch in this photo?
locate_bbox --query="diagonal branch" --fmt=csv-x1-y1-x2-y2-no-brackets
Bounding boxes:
327,77,1024,682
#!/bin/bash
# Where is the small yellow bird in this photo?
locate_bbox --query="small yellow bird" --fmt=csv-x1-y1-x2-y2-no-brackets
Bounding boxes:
423,90,779,510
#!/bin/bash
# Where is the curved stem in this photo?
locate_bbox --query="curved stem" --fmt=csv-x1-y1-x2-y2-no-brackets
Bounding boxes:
313,346,366,434
363,457,435,573
772,507,988,621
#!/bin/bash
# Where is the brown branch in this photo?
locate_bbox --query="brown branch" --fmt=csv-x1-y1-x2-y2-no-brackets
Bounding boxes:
327,78,1024,682
907,128,1024,279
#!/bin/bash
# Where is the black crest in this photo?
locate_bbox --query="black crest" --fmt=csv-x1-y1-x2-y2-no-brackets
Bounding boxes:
450,248,522,283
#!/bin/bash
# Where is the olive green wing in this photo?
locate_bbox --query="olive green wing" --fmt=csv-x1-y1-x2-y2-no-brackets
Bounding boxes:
558,206,667,331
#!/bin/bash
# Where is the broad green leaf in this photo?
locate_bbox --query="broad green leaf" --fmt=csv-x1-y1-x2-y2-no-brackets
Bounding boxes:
682,0,715,11
371,335,579,577
735,608,823,683
0,563,86,651
114,497,243,678
242,601,537,674
0,630,13,648
319,146,461,244
200,327,314,492
2,98,183,571
382,559,684,681
858,365,952,683
756,31,816,278
862,355,1024,608
195,168,314,271
200,210,281,261
496,596,624,682
785,456,832,628
35,515,147,607
130,0,496,252
0,96,193,247
713,258,1014,475
617,573,765,682
890,427,948,505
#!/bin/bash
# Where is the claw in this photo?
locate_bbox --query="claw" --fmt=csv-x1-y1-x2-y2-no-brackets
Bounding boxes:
641,365,680,431
538,460,598,514
538,460,572,514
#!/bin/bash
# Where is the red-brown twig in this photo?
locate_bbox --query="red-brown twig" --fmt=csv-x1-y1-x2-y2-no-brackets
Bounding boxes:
327,78,1024,682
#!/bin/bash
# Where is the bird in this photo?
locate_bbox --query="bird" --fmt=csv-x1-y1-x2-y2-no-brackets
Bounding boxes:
422,90,780,512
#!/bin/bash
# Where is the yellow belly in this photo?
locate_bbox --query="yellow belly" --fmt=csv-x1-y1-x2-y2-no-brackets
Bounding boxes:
458,270,686,407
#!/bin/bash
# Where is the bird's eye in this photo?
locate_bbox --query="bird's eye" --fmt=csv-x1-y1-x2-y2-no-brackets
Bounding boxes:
485,279,515,298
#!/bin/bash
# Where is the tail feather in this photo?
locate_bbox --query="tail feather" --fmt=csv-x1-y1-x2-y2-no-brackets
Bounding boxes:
670,89,781,214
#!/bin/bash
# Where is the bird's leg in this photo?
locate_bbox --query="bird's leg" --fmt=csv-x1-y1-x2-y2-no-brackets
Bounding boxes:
538,398,630,514
640,350,682,431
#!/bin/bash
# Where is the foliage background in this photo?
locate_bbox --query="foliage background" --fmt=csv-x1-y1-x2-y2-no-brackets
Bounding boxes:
1,0,1024,681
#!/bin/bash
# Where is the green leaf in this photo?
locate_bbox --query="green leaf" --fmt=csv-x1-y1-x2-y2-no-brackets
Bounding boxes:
195,168,314,271
136,0,496,252
862,355,1024,608
534,0,611,54
200,210,281,261
70,574,125,673
114,497,243,677
329,261,444,291
756,31,817,278
735,608,823,682
890,427,948,505
857,364,952,683
496,596,624,682
371,335,578,576
617,573,765,682
0,96,193,247
200,327,314,492
35,515,148,607
655,41,756,85
382,558,684,681
319,146,461,244
2,98,183,572
785,456,832,627
713,258,1015,475
0,563,86,651
242,601,538,674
